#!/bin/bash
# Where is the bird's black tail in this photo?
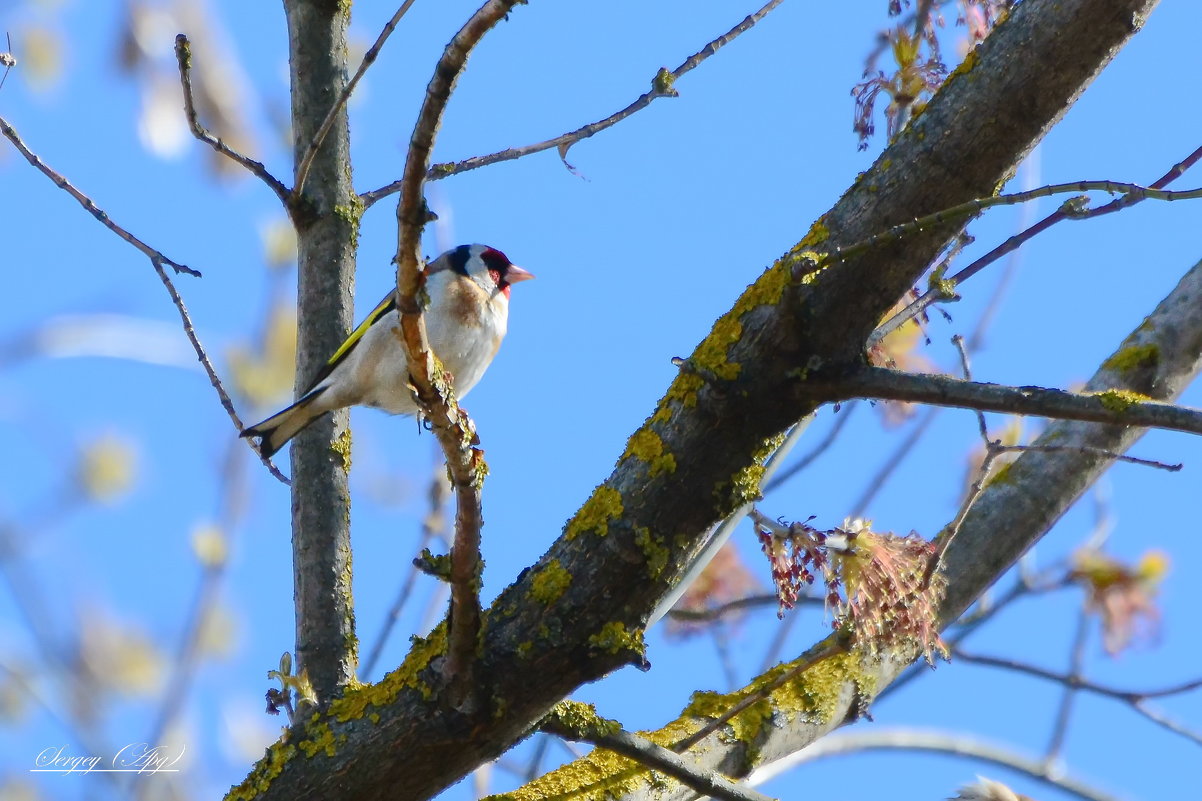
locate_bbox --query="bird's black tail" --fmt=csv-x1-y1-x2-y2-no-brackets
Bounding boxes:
240,387,330,459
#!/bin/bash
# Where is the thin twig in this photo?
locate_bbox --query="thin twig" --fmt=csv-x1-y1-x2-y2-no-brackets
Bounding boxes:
711,623,741,691
994,443,1179,471
392,0,526,710
295,1,419,197
1132,701,1202,748
149,257,291,485
0,114,289,485
138,438,246,801
921,335,999,587
751,728,1122,801
851,405,939,517
762,402,858,493
360,0,786,207
667,593,808,622
870,146,1202,346
523,734,552,783
649,417,811,627
173,35,291,206
1044,607,1089,766
543,721,779,801
1,32,16,91
955,647,1202,749
851,168,1032,517
919,335,1179,588
362,464,449,679
1,115,201,276
954,649,1202,702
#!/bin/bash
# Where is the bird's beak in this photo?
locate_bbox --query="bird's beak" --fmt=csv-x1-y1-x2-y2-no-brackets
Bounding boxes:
505,265,535,284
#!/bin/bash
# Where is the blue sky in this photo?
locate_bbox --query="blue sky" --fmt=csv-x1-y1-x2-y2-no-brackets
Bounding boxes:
2,1,1201,799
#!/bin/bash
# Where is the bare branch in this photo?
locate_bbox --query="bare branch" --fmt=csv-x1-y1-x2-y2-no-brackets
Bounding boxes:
0,32,16,91
1044,608,1089,765
666,593,800,623
0,115,290,484
752,728,1121,801
851,405,939,517
955,649,1202,702
294,1,419,197
955,647,1202,749
139,439,246,801
871,145,1202,346
362,465,450,680
1131,701,1202,748
173,34,291,206
360,0,785,207
762,402,859,493
392,0,526,710
1,116,200,276
149,257,292,485
811,367,1202,437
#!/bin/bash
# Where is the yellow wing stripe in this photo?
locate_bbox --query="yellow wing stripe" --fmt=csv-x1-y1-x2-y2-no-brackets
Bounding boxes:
304,291,397,392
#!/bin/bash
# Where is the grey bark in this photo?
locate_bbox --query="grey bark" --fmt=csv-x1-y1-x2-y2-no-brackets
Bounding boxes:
284,0,358,701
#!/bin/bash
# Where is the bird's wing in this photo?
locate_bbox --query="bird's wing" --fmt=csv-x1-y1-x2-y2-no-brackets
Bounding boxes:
303,291,397,393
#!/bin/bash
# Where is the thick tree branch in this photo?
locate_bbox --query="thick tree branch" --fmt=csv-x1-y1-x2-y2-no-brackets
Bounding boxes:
174,34,291,206
360,0,784,207
392,0,526,710
236,1,1170,799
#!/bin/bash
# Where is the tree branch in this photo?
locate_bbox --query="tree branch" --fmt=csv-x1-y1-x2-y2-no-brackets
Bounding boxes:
1,116,200,276
751,728,1122,801
810,367,1202,437
955,647,1202,748
0,114,289,485
871,144,1202,345
392,0,526,710
360,0,785,207
173,34,291,206
294,0,419,197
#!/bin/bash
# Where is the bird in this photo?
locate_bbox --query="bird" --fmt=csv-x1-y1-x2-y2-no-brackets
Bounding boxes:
241,243,533,459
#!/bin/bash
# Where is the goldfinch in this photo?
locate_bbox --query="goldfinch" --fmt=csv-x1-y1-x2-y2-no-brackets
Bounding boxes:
241,244,533,458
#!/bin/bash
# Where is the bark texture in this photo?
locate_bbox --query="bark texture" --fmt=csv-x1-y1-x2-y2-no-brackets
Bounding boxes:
284,0,358,701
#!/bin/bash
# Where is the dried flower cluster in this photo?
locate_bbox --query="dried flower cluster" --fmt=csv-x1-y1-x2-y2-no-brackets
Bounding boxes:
753,512,837,614
830,521,948,664
754,513,947,662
